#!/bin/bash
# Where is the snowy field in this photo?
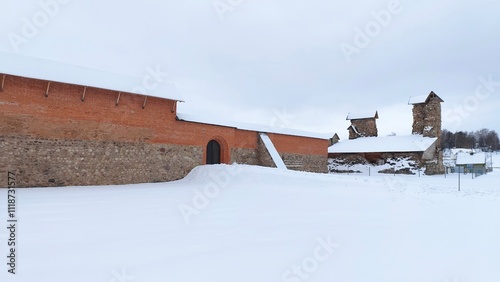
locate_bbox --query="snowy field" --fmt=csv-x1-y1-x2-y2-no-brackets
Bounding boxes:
1,159,500,281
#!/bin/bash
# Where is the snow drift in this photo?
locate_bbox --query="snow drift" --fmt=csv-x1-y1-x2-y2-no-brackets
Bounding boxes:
0,164,499,282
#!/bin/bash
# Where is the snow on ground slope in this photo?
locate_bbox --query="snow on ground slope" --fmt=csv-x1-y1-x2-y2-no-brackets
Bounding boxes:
1,165,500,282
492,151,500,168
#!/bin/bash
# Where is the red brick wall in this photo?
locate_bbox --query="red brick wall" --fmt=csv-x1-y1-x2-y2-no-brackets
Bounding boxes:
0,74,327,159
267,133,328,156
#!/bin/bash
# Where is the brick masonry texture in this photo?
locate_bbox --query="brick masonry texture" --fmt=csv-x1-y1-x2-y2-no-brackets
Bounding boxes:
0,74,328,187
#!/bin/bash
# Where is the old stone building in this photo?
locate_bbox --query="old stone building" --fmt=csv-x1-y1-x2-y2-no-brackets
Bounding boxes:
347,111,379,139
329,133,340,146
328,135,440,171
410,91,443,138
0,55,329,188
408,91,445,174
329,92,445,175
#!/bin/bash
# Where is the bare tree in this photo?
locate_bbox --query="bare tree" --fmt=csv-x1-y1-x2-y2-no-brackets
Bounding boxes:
441,129,500,151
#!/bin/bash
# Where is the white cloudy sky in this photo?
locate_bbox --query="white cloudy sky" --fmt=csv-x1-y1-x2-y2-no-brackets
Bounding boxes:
1,0,499,139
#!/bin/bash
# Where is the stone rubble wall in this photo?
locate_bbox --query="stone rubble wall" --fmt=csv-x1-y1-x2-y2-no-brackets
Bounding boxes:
349,118,378,139
0,136,202,188
411,97,444,174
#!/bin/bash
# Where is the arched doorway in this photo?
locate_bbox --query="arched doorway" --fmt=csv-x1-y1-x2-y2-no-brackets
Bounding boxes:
206,140,221,164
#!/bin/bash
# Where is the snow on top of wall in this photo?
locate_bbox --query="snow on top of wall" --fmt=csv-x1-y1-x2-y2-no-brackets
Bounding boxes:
408,92,444,105
328,135,437,154
0,52,184,101
408,94,429,105
346,111,378,120
450,148,475,155
456,152,486,165
177,112,331,140
0,53,330,140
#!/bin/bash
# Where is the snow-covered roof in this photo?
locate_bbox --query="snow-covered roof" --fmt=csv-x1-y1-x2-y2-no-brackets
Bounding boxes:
177,112,331,140
346,111,378,120
408,95,429,104
456,152,486,165
0,52,184,101
450,148,475,156
408,91,444,105
328,135,437,154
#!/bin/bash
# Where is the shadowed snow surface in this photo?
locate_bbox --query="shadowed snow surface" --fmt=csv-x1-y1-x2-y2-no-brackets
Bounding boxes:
1,164,500,281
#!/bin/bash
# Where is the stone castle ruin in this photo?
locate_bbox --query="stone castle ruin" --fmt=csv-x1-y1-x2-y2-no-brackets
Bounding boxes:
329,92,445,175
410,91,443,138
347,111,379,139
408,91,445,174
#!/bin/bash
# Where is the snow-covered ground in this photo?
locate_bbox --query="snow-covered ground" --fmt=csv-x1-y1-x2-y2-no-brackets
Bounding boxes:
1,164,500,282
492,151,500,168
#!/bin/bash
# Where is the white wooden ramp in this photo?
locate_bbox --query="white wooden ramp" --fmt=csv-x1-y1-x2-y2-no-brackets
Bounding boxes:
259,133,288,170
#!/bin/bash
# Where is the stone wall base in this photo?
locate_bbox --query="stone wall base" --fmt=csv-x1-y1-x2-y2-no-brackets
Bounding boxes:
283,153,328,173
232,142,327,173
1,135,328,188
0,136,202,188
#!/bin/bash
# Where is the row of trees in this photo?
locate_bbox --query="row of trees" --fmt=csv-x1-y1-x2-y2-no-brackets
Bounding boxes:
441,129,500,151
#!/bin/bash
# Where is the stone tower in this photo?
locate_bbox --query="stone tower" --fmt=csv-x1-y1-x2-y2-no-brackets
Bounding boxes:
346,111,379,140
410,91,443,138
408,91,445,174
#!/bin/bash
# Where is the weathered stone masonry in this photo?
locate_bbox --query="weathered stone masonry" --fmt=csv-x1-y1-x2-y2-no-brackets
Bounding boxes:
347,112,379,140
0,136,202,187
329,92,445,175
348,119,378,139
411,92,445,175
0,74,328,187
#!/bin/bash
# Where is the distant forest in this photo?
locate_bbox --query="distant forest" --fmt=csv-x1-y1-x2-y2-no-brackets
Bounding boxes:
441,129,500,151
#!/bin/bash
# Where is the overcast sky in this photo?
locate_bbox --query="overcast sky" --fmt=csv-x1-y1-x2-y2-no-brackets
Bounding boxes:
1,0,499,139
